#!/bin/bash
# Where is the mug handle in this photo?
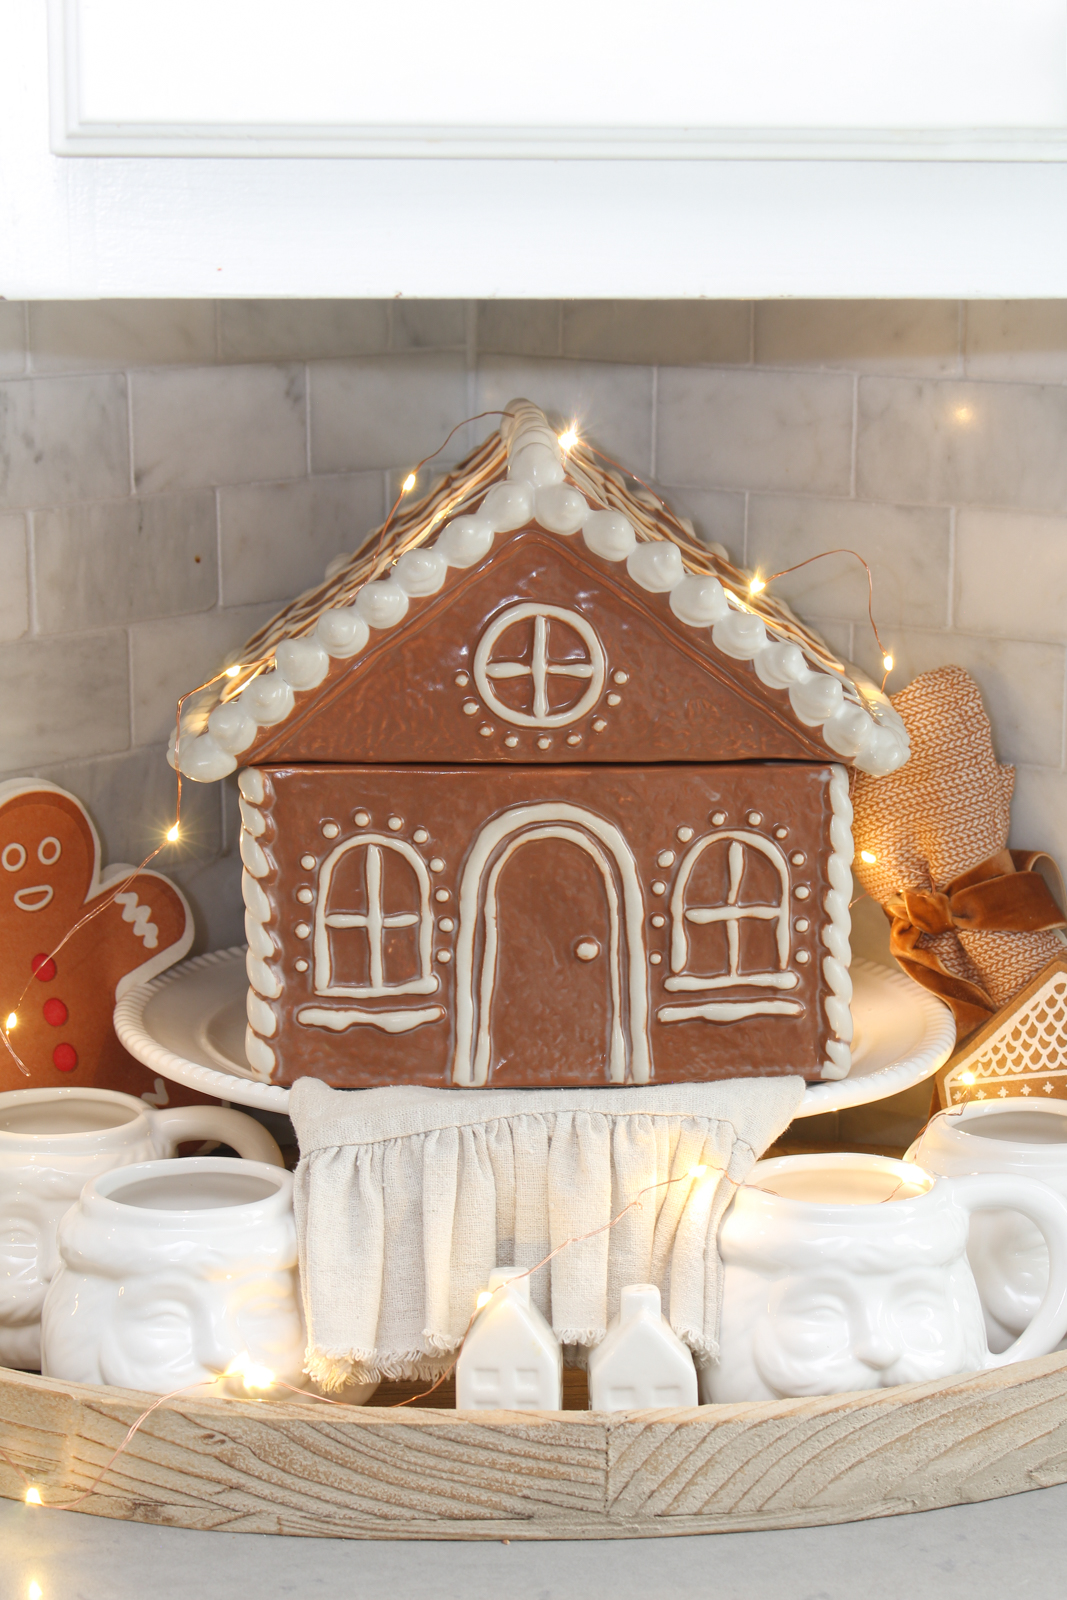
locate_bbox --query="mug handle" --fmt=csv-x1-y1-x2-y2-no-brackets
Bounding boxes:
148,1104,285,1168
948,1172,1067,1367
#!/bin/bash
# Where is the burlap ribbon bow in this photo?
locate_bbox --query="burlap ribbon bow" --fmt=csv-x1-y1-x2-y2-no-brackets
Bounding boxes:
853,665,1067,1041
887,849,1067,1037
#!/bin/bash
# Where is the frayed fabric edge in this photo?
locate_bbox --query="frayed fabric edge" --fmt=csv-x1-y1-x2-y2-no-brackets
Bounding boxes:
305,1346,459,1391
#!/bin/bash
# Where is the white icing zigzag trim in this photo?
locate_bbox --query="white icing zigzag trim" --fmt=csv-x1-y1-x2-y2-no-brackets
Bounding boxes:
820,764,854,1081
112,891,159,950
238,767,277,1082
170,402,909,782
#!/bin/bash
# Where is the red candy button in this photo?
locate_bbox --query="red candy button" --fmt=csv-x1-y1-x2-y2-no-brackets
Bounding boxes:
42,998,68,1027
31,953,57,982
52,1043,77,1073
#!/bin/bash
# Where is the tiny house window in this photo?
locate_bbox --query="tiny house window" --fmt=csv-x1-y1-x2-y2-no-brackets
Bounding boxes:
665,829,797,992
313,835,438,998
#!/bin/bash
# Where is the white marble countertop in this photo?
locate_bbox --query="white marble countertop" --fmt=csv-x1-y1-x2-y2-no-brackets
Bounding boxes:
6,1483,1066,1600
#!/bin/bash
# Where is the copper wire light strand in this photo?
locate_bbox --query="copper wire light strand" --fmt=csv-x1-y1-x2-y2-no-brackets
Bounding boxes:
758,548,894,691
374,410,512,559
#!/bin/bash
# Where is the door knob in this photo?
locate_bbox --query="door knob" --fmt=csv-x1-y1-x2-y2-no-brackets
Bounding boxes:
574,939,600,961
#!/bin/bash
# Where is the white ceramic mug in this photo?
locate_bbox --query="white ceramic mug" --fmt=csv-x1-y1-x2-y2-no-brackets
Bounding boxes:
702,1151,1067,1404
906,1100,1067,1352
40,1156,307,1394
0,1086,283,1370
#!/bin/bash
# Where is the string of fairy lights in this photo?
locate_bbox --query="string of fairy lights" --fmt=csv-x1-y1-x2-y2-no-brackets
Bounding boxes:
0,407,893,1066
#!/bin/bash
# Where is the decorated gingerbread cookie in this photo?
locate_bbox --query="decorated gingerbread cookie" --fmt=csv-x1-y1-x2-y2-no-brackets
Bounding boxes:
0,780,197,1099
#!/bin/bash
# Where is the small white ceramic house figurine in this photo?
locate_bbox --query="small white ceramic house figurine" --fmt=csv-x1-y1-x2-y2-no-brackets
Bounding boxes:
587,1283,698,1412
456,1266,562,1411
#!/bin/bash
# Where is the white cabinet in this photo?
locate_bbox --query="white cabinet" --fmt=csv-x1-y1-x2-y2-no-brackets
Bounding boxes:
3,0,1067,296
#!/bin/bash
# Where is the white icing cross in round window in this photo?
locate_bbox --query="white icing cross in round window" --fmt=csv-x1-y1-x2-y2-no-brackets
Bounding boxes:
473,604,607,729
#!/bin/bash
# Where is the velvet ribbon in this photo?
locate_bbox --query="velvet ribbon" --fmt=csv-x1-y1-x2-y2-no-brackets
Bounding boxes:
886,850,1067,1038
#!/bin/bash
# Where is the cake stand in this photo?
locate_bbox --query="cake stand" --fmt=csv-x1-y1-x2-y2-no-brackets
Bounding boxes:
114,946,955,1116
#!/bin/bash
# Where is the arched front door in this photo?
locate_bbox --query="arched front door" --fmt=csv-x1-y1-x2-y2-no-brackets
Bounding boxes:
453,803,649,1086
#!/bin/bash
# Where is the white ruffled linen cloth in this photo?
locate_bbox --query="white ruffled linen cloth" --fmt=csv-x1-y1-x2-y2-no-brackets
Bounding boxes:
290,1077,805,1390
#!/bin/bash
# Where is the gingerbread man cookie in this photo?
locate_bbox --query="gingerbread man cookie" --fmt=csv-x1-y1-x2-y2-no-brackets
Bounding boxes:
0,780,198,1099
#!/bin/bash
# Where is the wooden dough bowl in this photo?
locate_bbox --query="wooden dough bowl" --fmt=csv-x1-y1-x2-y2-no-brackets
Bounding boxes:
3,1355,1067,1540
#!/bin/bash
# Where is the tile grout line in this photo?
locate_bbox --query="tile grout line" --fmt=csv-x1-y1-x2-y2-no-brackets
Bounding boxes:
946,506,957,630
849,373,859,499
25,509,38,636
748,302,756,366
214,300,222,363
21,302,30,376
649,367,659,480
304,361,312,477
125,369,136,497
215,487,225,609
742,491,750,566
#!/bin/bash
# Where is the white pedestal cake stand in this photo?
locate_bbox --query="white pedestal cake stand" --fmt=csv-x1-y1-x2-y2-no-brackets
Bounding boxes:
113,946,955,1116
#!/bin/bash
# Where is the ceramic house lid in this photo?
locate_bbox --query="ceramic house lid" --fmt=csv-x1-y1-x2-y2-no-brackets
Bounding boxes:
169,402,909,781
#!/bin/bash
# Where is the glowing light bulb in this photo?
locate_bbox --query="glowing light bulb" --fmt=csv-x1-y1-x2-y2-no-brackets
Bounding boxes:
689,1164,708,1179
29,1583,42,1600
558,427,579,453
24,1487,42,1505
749,576,766,596
225,664,241,678
165,824,180,843
961,1071,976,1086
402,472,417,493
476,1290,493,1309
882,653,894,673
860,850,878,865
5,1013,16,1031
241,1363,276,1391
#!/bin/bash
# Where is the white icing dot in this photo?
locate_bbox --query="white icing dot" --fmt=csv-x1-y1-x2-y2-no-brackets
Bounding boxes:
430,857,445,872
295,922,310,938
354,810,370,826
438,916,455,932
537,736,552,749
297,888,313,904
796,950,810,964
791,852,806,866
295,959,308,972
795,885,810,900
607,693,621,706
795,918,810,932
592,718,607,733
435,888,450,902
504,734,519,748
711,811,726,826
651,880,666,896
747,811,762,826
613,671,628,685
321,822,339,839
436,950,452,964
388,816,403,831
651,914,666,928
300,854,316,869
463,701,479,716
650,952,662,966
677,827,694,842
566,734,582,745
413,827,429,843
455,672,470,687
657,850,675,868
575,940,600,962
775,827,789,839
479,725,494,738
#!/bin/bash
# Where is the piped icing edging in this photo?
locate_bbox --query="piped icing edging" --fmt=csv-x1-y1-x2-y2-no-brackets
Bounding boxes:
170,402,909,782
238,767,277,1082
821,764,853,1081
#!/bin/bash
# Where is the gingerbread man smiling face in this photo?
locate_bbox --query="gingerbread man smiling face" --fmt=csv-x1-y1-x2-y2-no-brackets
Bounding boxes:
0,781,194,1095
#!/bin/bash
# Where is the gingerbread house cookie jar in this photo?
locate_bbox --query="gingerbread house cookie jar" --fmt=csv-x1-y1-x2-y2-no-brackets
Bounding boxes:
171,403,909,1091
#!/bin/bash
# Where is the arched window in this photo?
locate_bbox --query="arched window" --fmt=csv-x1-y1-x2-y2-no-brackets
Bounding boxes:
664,829,797,993
313,835,437,999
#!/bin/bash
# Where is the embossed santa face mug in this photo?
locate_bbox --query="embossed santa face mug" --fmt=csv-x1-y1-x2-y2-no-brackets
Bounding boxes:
702,1152,1067,1404
0,1087,283,1370
40,1157,306,1394
906,1100,1067,1352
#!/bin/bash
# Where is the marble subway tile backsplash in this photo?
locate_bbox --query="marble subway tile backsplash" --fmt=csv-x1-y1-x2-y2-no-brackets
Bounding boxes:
1,296,1065,948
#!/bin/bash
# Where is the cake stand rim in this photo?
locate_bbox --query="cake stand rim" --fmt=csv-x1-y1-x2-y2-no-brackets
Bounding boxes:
114,947,954,1116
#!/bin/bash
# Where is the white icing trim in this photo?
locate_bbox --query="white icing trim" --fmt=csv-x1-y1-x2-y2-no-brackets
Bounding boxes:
239,775,279,1082
664,829,794,992
820,764,854,1081
658,1000,804,1023
172,401,909,781
453,802,650,1087
473,603,606,729
296,1005,446,1034
312,833,438,1000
